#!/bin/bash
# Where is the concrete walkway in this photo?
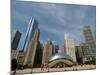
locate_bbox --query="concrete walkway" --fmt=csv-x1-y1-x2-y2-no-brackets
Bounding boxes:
16,65,96,74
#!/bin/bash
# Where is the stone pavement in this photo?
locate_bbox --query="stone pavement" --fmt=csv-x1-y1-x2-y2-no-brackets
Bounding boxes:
16,65,96,74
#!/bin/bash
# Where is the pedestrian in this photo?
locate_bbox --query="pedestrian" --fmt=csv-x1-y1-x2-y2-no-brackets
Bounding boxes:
11,59,18,75
41,64,44,71
47,64,49,72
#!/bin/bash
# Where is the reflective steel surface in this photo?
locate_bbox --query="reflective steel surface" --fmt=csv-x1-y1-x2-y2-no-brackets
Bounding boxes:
49,52,73,62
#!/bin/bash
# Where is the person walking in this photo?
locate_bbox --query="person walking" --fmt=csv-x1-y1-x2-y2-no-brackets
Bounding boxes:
11,59,18,75
41,64,44,71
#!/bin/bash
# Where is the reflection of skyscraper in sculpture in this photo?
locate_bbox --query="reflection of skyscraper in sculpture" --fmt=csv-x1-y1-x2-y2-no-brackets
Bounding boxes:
42,39,53,64
64,33,76,62
23,17,40,67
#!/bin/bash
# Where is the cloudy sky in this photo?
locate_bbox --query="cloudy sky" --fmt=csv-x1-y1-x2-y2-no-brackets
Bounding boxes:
11,0,96,50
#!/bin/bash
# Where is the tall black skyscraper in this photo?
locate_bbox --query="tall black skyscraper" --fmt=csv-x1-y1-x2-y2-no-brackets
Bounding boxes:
52,45,59,55
34,42,43,67
11,29,21,50
55,45,59,54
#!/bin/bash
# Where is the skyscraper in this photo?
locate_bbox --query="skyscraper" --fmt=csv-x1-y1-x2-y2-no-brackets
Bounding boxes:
42,39,53,64
75,46,83,64
79,26,96,63
82,26,96,57
17,51,26,66
52,44,59,55
64,33,76,62
23,17,40,67
34,42,43,67
11,29,21,50
23,17,38,51
11,29,21,61
83,26,94,43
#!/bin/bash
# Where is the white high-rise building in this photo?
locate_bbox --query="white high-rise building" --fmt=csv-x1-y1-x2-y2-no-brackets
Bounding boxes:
23,17,40,67
42,39,53,64
64,33,76,62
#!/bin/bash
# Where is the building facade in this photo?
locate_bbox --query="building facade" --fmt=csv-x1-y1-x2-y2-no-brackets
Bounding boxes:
83,26,96,55
42,39,53,64
52,45,59,55
83,26,95,43
64,33,76,62
23,17,39,51
11,29,21,62
11,50,19,59
11,29,21,50
82,26,96,62
23,17,40,67
17,51,26,66
75,46,83,64
33,42,43,67
54,45,59,54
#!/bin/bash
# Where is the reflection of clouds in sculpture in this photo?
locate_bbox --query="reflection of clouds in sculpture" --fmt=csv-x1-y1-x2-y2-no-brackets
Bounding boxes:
49,52,73,62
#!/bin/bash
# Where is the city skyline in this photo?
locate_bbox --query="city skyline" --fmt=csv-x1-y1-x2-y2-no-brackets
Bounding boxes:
11,0,96,50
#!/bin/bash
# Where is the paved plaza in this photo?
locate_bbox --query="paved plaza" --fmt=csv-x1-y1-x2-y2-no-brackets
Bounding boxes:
16,65,96,74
